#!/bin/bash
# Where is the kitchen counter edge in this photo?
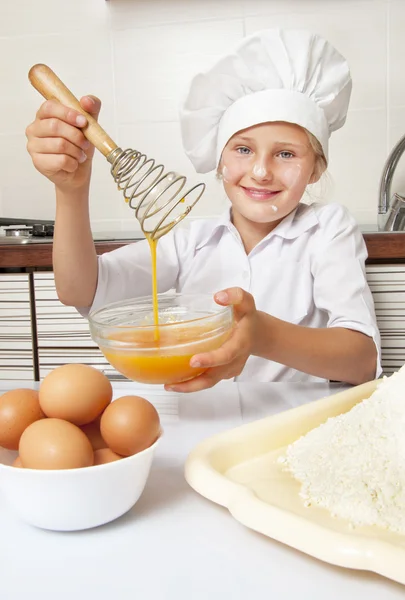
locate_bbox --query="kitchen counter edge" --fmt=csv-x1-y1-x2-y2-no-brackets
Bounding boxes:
0,232,404,269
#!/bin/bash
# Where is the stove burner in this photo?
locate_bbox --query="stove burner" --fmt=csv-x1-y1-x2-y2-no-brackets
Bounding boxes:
4,226,32,238
32,224,54,237
1,221,54,239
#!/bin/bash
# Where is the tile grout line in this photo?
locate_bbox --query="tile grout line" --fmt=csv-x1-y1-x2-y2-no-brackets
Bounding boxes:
107,4,119,145
386,0,391,156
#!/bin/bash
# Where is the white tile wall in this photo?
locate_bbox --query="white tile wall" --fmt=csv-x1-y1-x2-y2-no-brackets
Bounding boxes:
325,109,387,218
113,19,243,123
0,0,404,229
110,0,244,30
0,0,109,37
389,0,405,108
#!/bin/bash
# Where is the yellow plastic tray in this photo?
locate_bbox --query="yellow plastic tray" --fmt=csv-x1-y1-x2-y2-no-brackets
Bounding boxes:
185,380,405,585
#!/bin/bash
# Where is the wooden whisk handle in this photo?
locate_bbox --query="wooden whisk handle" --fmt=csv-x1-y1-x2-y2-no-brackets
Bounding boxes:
28,64,118,157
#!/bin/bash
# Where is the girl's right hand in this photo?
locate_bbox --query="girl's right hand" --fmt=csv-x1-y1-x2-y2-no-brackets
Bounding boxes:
25,95,101,192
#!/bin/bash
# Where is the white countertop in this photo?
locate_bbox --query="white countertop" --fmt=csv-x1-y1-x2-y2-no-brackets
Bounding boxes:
0,380,404,600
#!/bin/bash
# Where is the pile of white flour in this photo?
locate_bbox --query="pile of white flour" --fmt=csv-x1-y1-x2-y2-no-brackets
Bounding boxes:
280,367,405,533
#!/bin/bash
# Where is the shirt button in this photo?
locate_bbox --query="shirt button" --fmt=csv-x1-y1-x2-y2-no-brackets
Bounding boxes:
243,270,249,278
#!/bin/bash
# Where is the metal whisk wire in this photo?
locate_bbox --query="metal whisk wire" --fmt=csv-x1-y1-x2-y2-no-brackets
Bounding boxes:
28,64,205,241
108,148,205,240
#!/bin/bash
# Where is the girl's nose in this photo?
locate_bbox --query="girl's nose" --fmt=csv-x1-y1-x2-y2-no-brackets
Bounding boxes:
251,161,273,182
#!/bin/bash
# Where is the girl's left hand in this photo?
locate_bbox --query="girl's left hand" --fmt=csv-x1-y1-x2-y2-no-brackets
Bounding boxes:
164,287,258,393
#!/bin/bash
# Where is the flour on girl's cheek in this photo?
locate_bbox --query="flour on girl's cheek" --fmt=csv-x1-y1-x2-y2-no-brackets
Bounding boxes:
278,164,302,189
221,165,230,183
221,163,246,184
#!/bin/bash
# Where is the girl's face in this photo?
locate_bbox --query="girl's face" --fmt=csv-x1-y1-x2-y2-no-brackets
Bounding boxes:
220,122,319,228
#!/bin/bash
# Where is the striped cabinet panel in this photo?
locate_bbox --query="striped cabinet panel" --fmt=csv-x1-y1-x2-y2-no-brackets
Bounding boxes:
0,274,34,380
366,265,405,375
33,272,123,379
1,267,404,381
35,268,405,380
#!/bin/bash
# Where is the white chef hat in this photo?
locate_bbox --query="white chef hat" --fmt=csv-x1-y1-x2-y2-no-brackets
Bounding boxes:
179,28,352,173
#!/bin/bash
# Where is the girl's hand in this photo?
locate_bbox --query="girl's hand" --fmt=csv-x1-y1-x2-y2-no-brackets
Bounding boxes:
25,96,101,192
165,287,258,393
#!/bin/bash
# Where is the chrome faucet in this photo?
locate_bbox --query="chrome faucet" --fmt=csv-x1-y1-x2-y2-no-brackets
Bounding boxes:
378,133,405,231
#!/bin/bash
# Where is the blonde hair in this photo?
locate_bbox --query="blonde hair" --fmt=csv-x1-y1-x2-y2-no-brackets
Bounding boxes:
304,129,327,182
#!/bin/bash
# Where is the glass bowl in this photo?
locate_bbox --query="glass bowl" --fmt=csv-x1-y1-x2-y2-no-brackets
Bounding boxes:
88,294,234,385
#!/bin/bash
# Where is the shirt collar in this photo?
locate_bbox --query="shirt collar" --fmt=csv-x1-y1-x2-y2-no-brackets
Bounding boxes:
270,202,319,239
195,202,320,250
194,208,235,249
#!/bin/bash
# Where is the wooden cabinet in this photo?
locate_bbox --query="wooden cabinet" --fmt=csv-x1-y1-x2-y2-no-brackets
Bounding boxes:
0,266,404,381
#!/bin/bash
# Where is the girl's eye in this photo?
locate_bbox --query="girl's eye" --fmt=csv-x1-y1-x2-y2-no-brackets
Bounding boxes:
236,146,252,155
278,151,294,159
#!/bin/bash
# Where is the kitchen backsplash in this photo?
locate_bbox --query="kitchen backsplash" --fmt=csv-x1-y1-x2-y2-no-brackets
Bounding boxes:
0,0,404,230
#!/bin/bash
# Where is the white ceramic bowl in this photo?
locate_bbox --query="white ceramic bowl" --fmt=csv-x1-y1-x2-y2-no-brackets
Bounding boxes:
0,437,160,531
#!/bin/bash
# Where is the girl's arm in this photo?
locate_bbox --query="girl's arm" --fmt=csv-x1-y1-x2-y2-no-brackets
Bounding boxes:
166,287,378,393
26,96,101,308
253,311,377,385
53,185,98,308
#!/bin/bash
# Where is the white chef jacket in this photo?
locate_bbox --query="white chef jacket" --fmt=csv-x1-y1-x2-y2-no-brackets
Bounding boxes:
80,202,382,382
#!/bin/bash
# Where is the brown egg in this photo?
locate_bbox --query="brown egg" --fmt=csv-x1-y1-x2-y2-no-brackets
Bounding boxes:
93,448,122,465
12,456,23,468
19,418,94,470
0,388,45,450
100,395,160,457
80,416,107,451
39,364,113,426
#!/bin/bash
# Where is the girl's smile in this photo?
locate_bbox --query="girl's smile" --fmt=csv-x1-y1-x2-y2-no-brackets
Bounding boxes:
240,186,282,201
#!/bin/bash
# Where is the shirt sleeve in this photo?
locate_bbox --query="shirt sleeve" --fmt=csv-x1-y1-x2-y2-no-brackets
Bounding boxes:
311,204,382,378
76,230,181,317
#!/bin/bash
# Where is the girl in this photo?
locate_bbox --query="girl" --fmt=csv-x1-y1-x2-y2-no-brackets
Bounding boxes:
25,29,381,391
